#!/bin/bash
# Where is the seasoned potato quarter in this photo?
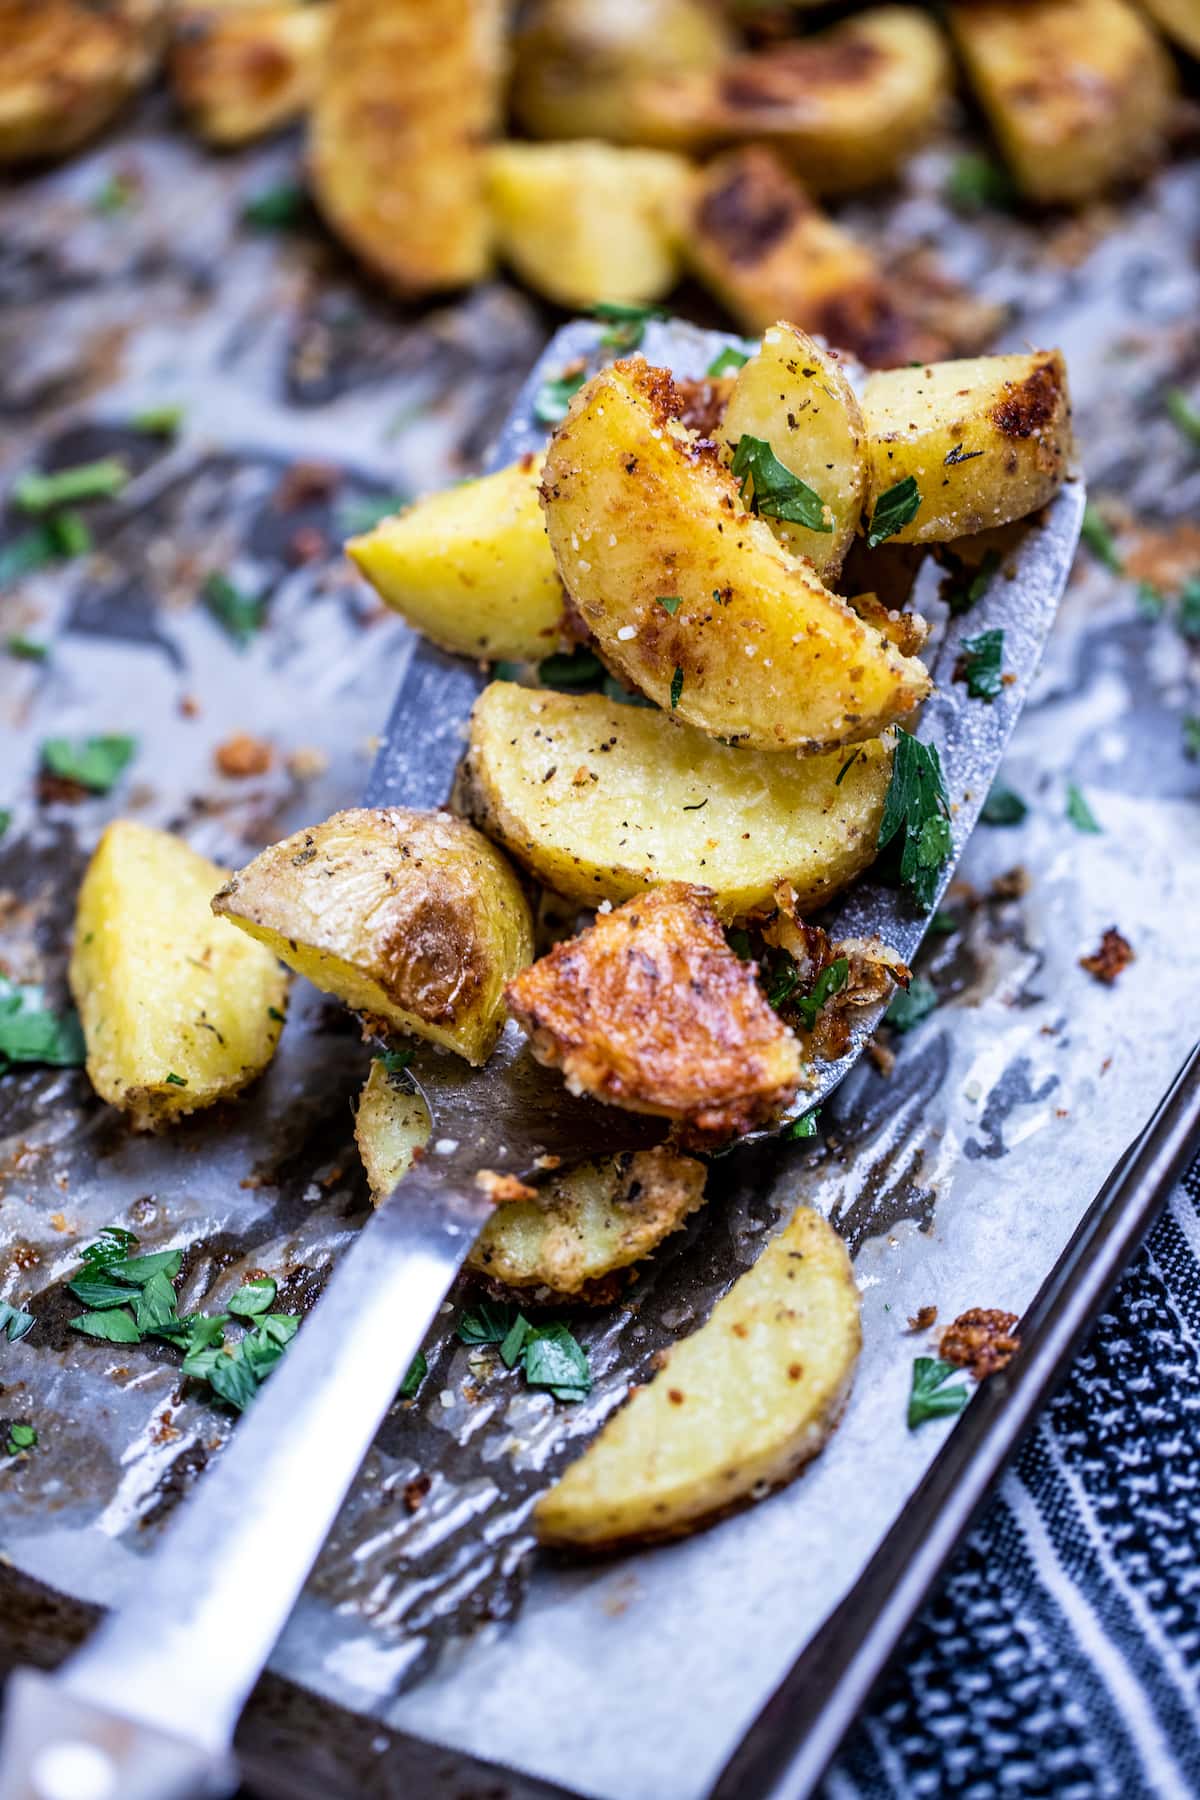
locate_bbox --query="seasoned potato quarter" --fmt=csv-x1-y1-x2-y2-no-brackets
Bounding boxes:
486,141,691,310
540,359,929,753
950,0,1175,203
356,1059,707,1294
310,0,504,294
459,683,892,920
721,323,866,580
169,3,329,146
633,5,952,194
0,0,166,164
511,0,732,143
535,1204,861,1548
70,821,288,1131
346,453,565,662
862,351,1074,543
213,808,533,1065
506,885,802,1143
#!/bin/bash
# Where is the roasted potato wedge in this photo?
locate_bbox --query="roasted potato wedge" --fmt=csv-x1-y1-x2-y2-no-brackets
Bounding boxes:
355,1058,707,1294
540,358,930,752
632,5,952,194
721,322,866,580
69,821,288,1131
346,452,564,662
506,885,802,1144
535,1203,861,1548
1135,0,1200,56
310,0,504,295
0,0,165,164
950,0,1176,204
213,808,533,1065
459,683,892,921
511,0,732,143
486,141,691,310
169,3,329,146
862,351,1074,544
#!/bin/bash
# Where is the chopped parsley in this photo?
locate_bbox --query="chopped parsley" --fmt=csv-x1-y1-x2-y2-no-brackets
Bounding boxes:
164,1071,187,1087
71,1308,141,1344
727,928,752,960
538,647,604,688
731,435,831,532
1177,576,1200,642
534,366,587,426
0,811,9,841
1065,782,1101,834
981,782,1027,826
877,729,952,911
929,909,957,935
132,405,184,436
6,1422,36,1455
228,1279,277,1319
457,1301,591,1402
794,958,848,1030
242,182,309,229
1136,581,1164,619
766,956,800,1011
944,548,1001,617
707,346,750,378
592,301,667,352
0,1301,34,1343
41,734,137,793
203,572,265,647
670,665,684,708
958,628,1005,701
399,1350,427,1400
908,1356,970,1428
782,1108,820,1141
656,595,683,615
1184,715,1200,760
377,1047,414,1076
867,476,921,548
944,152,1016,213
13,459,128,515
887,976,938,1032
6,635,47,662
338,494,409,536
1166,388,1200,449
0,513,93,583
1081,505,1121,573
0,976,86,1073
92,172,138,216
458,1299,518,1345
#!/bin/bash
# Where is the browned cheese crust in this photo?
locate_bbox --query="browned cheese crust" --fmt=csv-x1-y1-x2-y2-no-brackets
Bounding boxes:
505,883,802,1144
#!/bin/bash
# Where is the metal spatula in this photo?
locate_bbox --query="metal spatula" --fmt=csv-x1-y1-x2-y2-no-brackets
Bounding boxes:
0,318,1085,1800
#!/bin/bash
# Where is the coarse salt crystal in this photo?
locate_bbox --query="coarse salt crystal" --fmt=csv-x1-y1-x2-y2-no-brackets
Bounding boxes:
616,625,637,641
434,1138,459,1155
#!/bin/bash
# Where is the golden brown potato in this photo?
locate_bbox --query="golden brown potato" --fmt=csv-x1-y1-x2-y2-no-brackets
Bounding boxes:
861,352,1074,544
540,358,930,753
346,452,565,662
1134,0,1200,56
633,6,952,194
70,821,288,1131
949,0,1176,204
309,0,504,295
458,682,893,921
506,884,802,1144
511,0,733,143
0,0,165,164
485,141,691,309
355,1058,708,1294
535,1203,861,1548
168,3,329,146
213,808,533,1065
721,322,866,580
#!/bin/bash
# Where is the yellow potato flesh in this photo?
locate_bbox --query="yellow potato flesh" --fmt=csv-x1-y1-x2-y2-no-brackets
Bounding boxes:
168,3,329,146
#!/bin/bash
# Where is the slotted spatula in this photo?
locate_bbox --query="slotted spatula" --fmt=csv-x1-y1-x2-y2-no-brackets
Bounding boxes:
0,318,1085,1800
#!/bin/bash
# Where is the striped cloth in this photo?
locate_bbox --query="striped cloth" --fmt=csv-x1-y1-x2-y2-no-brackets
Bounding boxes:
828,1162,1200,1799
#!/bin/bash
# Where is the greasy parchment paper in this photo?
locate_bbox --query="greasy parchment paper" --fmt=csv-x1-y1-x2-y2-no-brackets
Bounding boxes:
1,102,1198,1800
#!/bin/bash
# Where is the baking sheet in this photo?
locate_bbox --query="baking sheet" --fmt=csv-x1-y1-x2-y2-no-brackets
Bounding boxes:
1,102,1198,1800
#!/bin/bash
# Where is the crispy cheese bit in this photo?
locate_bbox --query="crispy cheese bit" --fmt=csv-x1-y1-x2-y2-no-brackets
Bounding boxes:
505,882,801,1146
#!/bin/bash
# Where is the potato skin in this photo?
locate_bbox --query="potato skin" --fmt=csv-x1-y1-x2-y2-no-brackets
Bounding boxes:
346,452,565,662
721,322,866,580
535,1203,861,1548
506,884,802,1144
310,0,504,295
486,141,691,310
950,0,1176,203
458,682,892,921
213,808,533,1065
169,3,329,146
1136,0,1200,57
862,351,1074,543
540,358,930,753
70,821,288,1131
0,0,165,164
355,1058,707,1295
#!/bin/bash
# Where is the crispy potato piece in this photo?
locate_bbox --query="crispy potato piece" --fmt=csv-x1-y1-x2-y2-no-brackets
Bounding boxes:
540,358,930,753
355,1059,707,1294
310,0,504,295
486,141,691,310
0,0,165,164
346,452,564,662
213,808,532,1065
459,683,892,921
721,322,866,580
633,6,952,194
506,884,801,1143
69,821,288,1131
511,0,732,143
535,1203,861,1547
169,3,329,146
862,352,1074,544
1135,0,1200,56
949,0,1175,204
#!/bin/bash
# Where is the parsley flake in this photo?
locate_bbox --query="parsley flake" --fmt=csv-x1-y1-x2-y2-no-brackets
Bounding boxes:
944,152,1016,214
887,976,938,1032
1081,505,1121,573
592,301,666,352
867,477,921,548
656,595,683,615
670,665,684,708
795,958,848,1030
707,346,750,378
164,1072,187,1087
242,182,309,229
399,1350,427,1400
731,435,831,532
0,976,86,1072
0,811,9,842
458,1299,518,1345
1166,388,1200,449
1184,715,1200,760
523,1323,591,1401
6,1422,36,1455
378,1047,414,1076
958,628,1005,701
71,1308,142,1345
877,729,952,911
944,548,1001,617
1177,576,1200,642
1065,782,1101,834
14,460,128,515
6,635,47,662
981,782,1027,826
229,1279,277,1319
908,1356,970,1428
204,573,265,647
339,494,410,536
539,647,604,688
41,735,136,794
0,1301,34,1342
132,405,184,436
534,366,587,426
782,1107,820,1141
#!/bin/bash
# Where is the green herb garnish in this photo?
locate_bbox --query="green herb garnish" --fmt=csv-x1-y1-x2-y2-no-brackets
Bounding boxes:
534,367,587,426
378,1048,413,1076
41,735,137,793
132,405,184,436
522,1323,591,1401
0,811,10,841
1081,505,1121,573
499,1312,532,1370
6,1422,36,1455
592,301,666,352
731,435,830,532
228,1279,277,1319
13,460,128,515
706,346,750,378
0,1302,34,1343
782,1108,819,1141
887,976,938,1032
1184,716,1200,760
958,628,1005,702
458,1299,519,1346
929,909,957,935
164,1072,187,1088
399,1351,427,1400
1177,576,1200,642
1065,782,1101,834
70,1309,142,1344
539,647,604,688
6,635,47,662
657,595,683,615
0,976,86,1073
877,729,952,911
1166,388,1200,448
242,182,308,229
981,782,1027,826
867,477,921,548
670,665,684,708
944,152,1016,213
203,572,265,647
795,958,848,1030
339,495,409,536
908,1356,970,1428
944,548,1000,617
1136,581,1164,619
93,173,138,215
